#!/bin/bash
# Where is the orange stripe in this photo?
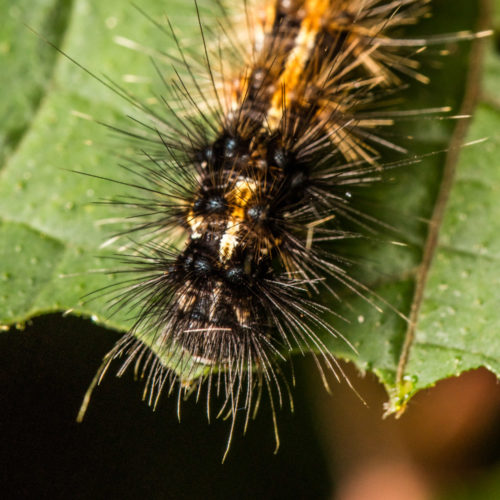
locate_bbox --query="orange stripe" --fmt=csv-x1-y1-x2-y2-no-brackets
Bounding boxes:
267,0,330,129
220,179,257,261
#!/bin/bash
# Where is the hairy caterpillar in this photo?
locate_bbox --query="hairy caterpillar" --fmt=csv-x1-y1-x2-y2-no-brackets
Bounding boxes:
64,0,487,457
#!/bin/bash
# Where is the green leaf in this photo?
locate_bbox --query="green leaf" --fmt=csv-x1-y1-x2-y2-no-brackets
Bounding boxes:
0,0,498,408
387,0,500,411
324,0,500,412
0,0,199,326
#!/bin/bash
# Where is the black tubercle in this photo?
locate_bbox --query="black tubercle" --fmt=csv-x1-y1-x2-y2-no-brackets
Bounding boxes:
175,239,270,291
246,204,268,224
198,131,297,177
170,237,275,356
190,129,312,244
192,190,228,216
203,133,251,170
225,266,245,286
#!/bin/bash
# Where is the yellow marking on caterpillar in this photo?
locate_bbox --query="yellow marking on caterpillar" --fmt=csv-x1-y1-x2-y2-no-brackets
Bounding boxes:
267,0,330,129
220,179,258,261
187,211,205,239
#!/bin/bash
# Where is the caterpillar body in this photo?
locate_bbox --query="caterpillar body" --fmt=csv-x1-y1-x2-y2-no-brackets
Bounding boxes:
75,0,485,455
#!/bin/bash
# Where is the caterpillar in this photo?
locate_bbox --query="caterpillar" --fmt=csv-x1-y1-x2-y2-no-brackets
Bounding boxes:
70,0,486,457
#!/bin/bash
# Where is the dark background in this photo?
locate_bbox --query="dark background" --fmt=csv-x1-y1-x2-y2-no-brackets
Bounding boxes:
2,315,500,500
0,314,331,500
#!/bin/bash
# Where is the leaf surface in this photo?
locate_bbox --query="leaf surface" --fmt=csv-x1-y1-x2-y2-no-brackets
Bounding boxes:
0,0,498,407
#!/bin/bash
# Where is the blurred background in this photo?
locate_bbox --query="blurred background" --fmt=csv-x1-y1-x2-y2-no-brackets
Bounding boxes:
0,315,499,499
